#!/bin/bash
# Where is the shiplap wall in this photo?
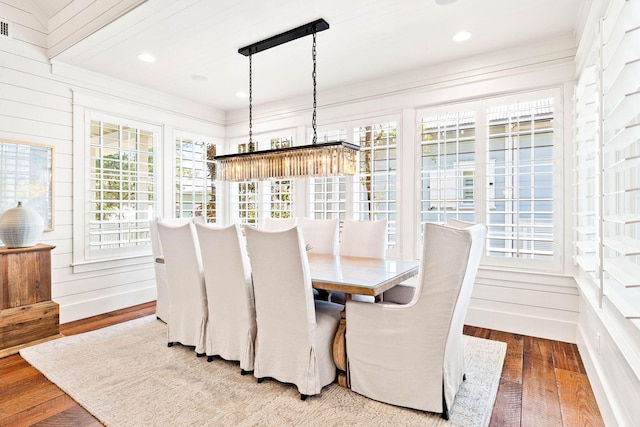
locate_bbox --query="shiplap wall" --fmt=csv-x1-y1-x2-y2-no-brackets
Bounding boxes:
0,0,224,323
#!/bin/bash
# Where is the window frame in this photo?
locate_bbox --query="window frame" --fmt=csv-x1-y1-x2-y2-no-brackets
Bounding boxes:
416,89,564,272
72,109,162,272
307,115,402,258
174,131,220,223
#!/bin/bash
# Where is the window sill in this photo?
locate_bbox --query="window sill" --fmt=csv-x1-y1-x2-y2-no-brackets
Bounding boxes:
71,254,153,274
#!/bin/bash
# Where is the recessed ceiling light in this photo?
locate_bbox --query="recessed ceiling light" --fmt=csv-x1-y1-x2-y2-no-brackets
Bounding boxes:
191,74,208,82
236,91,248,98
453,31,471,42
137,53,156,63
435,0,457,4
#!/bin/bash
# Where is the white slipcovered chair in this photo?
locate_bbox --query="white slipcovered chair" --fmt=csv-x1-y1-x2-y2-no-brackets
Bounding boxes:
195,222,256,374
332,218,387,303
339,218,387,259
244,226,343,400
299,217,339,255
156,221,208,355
149,217,193,322
382,218,477,304
263,217,297,231
300,217,340,300
345,221,487,419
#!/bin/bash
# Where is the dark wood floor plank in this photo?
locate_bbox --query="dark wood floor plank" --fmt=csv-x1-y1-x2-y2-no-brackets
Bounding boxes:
0,374,64,419
0,354,30,375
0,395,78,427
463,325,492,339
489,330,523,427
555,369,605,427
59,302,156,337
522,336,563,427
552,340,586,374
31,404,102,427
0,364,43,395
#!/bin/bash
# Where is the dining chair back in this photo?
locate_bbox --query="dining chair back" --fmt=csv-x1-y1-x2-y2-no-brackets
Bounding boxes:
381,218,479,305
333,218,387,303
339,218,387,259
345,221,487,419
156,221,208,354
299,217,339,255
195,222,256,373
263,217,297,231
245,226,342,399
149,217,195,322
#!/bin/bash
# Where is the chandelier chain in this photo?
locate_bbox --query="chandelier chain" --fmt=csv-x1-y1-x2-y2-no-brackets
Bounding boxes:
312,32,317,144
249,54,253,151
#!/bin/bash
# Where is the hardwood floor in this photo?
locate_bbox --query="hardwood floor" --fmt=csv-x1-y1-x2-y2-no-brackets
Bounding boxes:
0,302,604,427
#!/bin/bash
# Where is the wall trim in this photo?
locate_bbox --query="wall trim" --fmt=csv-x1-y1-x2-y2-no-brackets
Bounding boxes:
577,321,618,427
465,305,578,343
58,286,157,324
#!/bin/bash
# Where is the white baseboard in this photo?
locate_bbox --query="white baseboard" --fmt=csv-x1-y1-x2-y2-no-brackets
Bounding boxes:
465,306,577,343
576,324,618,427
58,287,157,324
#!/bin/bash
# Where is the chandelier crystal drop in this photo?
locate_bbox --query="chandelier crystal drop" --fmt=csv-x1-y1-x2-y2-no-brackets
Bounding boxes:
216,141,358,181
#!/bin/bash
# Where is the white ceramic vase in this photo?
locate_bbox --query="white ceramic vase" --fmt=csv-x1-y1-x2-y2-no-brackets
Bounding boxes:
0,201,44,248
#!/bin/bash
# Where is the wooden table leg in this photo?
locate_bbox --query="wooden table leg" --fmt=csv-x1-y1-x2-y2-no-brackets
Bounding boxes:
332,294,350,388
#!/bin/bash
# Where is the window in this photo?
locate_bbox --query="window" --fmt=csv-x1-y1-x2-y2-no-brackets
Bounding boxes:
574,0,640,321
230,134,295,225
486,99,555,260
353,121,398,248
175,136,217,222
309,128,348,221
268,137,294,219
88,117,159,258
307,121,399,249
232,142,259,226
419,93,561,269
420,111,477,223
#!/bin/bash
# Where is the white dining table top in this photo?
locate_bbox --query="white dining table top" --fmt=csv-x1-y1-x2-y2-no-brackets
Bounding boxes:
307,253,419,297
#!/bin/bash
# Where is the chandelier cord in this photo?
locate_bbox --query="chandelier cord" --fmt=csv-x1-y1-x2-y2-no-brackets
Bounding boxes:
312,31,317,145
249,54,253,151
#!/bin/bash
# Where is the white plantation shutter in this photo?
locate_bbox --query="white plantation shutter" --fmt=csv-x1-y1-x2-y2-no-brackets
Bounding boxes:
175,136,218,222
269,137,294,219
486,99,555,260
353,121,398,249
420,111,477,224
600,0,640,318
88,119,158,256
419,94,559,268
309,128,348,221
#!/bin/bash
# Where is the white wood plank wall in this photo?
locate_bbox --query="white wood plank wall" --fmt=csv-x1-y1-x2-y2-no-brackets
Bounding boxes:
0,0,223,323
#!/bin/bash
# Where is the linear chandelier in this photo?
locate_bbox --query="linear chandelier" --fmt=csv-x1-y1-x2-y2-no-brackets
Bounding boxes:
215,19,359,181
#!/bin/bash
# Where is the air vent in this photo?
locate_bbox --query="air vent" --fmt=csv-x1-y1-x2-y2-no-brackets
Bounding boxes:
1,20,11,38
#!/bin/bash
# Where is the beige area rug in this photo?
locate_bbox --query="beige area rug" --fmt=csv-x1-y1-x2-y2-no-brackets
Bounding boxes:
21,316,506,427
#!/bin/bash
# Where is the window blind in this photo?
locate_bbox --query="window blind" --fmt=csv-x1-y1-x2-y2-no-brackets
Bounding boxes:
89,120,155,251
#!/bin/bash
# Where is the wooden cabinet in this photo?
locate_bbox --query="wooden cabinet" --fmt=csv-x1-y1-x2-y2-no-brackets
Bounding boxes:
0,244,59,354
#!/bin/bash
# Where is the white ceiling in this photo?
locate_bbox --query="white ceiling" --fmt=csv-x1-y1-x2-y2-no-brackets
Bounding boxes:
31,0,72,19
40,0,587,112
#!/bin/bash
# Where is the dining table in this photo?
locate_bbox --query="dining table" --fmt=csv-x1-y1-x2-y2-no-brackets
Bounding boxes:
307,253,420,387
